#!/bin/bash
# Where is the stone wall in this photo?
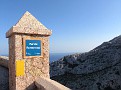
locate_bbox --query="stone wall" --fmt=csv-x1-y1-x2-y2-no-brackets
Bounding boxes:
35,77,71,90
0,56,8,68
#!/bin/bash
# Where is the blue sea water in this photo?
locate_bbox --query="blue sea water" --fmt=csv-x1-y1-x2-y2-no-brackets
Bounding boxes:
49,53,73,63
1,53,74,63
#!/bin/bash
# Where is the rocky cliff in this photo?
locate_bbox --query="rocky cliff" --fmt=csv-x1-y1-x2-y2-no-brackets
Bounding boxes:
50,35,121,90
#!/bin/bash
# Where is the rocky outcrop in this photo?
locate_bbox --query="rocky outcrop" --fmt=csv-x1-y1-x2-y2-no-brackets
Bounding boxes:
50,35,121,90
0,56,9,90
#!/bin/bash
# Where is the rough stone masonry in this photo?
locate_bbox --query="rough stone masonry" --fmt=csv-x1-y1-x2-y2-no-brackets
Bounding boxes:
6,11,52,90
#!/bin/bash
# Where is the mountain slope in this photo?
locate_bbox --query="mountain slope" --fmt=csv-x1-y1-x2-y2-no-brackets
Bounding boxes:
50,35,121,90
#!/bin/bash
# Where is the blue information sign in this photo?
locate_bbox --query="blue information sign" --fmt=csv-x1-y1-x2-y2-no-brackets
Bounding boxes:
26,40,41,56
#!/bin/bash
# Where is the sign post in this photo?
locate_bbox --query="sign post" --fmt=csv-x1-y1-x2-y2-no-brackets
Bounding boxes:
6,11,52,90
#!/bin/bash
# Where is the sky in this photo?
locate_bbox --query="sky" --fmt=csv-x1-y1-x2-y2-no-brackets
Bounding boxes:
0,0,121,55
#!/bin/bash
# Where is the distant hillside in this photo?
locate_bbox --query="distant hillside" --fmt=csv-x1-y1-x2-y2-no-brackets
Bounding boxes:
50,35,121,90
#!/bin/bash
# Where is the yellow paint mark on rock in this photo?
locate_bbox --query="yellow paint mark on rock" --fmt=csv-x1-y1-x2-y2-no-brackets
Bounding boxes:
16,60,24,76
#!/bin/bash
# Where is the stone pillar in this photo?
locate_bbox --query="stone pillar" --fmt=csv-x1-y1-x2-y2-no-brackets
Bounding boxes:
6,11,52,90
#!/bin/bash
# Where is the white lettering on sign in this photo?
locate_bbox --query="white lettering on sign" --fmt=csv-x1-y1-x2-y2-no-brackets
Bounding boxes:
29,43,38,46
26,46,40,49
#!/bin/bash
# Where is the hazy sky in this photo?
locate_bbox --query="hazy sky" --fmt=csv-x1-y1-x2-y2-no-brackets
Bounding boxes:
0,0,121,55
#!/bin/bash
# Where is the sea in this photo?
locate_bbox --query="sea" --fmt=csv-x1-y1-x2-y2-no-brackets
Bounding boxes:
1,53,74,63
49,53,74,63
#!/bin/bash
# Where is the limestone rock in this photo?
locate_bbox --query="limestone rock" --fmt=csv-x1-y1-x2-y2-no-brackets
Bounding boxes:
50,35,121,90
